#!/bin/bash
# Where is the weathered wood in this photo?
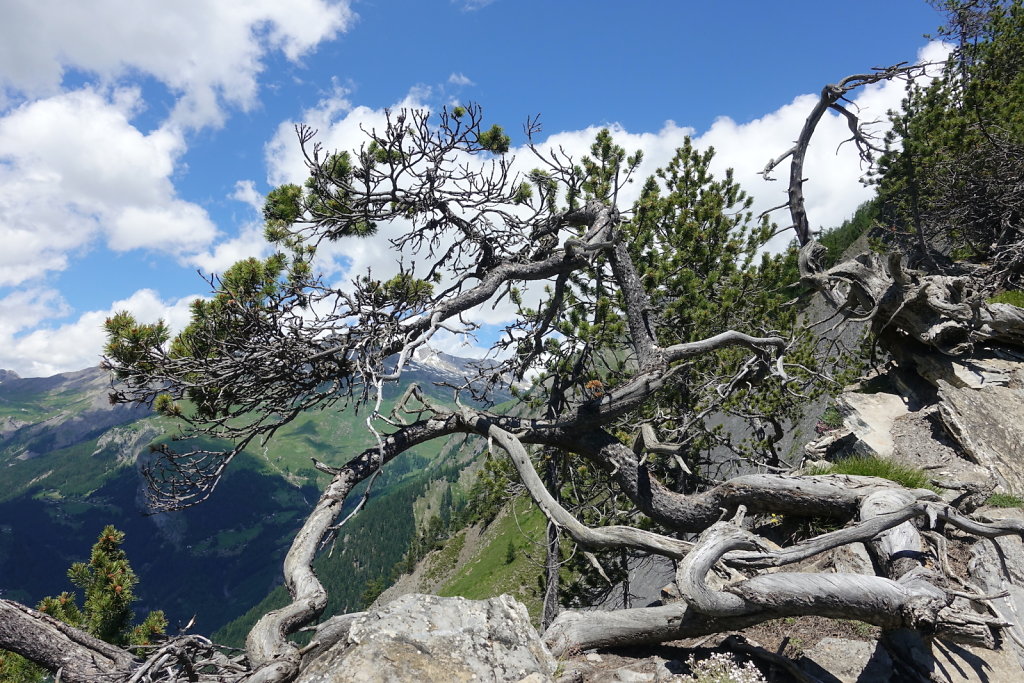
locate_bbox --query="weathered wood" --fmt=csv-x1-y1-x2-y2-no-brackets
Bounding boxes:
245,416,465,682
0,599,138,683
544,500,1017,656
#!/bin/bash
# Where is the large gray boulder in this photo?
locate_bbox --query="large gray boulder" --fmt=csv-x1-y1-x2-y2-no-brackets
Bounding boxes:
836,390,911,458
296,593,556,683
938,378,1024,494
969,507,1024,671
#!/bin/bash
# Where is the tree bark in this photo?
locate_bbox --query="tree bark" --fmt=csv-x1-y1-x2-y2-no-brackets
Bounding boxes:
0,599,138,683
544,502,1010,656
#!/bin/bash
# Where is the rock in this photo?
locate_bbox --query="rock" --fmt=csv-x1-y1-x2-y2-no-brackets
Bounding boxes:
804,428,854,459
584,666,658,682
800,637,891,682
911,347,1024,390
798,631,1023,682
601,669,655,682
803,541,875,576
554,660,592,683
296,593,557,683
659,583,680,602
930,639,1024,683
883,629,1024,682
595,554,676,610
837,391,911,458
93,422,163,466
888,408,995,495
938,380,1024,493
969,508,1024,672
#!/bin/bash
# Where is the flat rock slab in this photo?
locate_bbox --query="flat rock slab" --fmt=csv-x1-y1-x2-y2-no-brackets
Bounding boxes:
296,593,556,683
912,348,1024,390
837,391,911,458
938,380,1024,494
889,409,994,492
799,632,1023,682
883,629,1024,683
800,636,892,682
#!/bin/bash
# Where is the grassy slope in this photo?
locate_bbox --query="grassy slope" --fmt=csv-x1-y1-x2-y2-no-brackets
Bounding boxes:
438,500,546,621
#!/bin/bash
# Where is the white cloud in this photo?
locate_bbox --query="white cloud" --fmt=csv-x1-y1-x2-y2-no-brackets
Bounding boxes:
0,0,360,377
0,288,198,378
423,329,492,360
0,289,71,338
254,43,952,354
111,203,218,253
189,222,272,275
696,41,950,249
231,180,265,213
185,180,274,274
0,0,355,129
259,68,913,330
453,0,496,10
448,72,474,87
0,89,219,285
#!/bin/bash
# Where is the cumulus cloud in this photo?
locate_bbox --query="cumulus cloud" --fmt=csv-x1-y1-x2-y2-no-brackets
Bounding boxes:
696,41,950,249
0,288,198,378
448,72,474,87
0,1,359,376
231,179,266,213
258,42,949,344
453,0,496,10
264,86,440,279
0,89,218,285
0,0,355,129
189,222,273,275
422,329,493,360
0,289,71,339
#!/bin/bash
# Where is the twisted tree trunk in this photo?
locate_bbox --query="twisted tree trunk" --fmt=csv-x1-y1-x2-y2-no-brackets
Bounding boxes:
0,600,138,683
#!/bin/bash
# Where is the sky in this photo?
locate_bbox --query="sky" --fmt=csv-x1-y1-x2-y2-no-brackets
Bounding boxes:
0,0,947,378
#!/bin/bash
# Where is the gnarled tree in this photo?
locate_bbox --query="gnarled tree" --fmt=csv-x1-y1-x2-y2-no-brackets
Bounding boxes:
4,15,1024,675
775,0,1024,358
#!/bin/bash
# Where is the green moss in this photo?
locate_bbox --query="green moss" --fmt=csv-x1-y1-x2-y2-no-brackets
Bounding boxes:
985,492,1024,508
808,456,939,492
987,290,1024,308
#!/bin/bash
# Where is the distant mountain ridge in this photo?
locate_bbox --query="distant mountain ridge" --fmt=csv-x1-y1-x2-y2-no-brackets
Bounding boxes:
0,366,149,458
0,349,505,636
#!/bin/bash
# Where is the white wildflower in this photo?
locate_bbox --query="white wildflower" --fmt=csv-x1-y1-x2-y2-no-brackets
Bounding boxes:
681,651,767,683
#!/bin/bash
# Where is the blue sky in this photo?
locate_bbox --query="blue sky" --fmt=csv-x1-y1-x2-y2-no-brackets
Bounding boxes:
0,1,945,377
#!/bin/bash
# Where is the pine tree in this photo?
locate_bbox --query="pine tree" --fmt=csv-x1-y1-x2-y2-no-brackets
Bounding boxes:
876,0,1024,278
0,526,167,682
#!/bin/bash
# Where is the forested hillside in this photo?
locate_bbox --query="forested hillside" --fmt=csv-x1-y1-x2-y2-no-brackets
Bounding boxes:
0,352,499,636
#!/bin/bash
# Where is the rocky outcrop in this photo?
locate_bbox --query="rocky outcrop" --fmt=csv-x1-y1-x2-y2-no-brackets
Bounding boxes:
794,345,1024,680
93,422,164,465
938,379,1024,494
969,507,1024,670
296,594,556,683
837,391,912,458
825,348,1024,499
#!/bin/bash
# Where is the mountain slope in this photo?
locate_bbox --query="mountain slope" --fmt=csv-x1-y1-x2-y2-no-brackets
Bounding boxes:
0,357,507,636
